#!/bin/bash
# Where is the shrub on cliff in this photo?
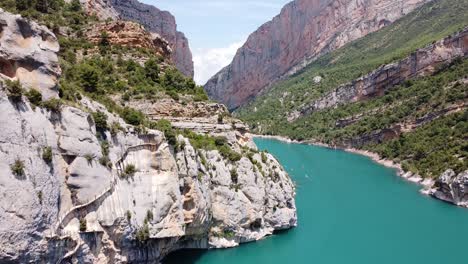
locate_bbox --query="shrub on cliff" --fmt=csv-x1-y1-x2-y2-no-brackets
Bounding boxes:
25,89,43,107
41,98,62,112
92,111,108,131
42,147,53,164
10,159,25,178
4,80,23,102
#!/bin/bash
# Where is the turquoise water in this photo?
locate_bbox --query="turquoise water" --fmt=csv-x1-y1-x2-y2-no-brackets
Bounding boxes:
164,138,468,264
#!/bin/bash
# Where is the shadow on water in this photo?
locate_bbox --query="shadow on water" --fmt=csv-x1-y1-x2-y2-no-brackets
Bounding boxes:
162,249,206,264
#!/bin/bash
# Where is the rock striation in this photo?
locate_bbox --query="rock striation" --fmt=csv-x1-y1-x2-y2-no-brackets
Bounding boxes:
204,0,430,110
108,0,194,77
289,28,468,120
0,8,60,99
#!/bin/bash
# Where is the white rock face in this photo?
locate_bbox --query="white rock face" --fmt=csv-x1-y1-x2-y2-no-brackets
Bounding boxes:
0,10,296,262
0,85,297,262
0,9,60,99
429,170,468,207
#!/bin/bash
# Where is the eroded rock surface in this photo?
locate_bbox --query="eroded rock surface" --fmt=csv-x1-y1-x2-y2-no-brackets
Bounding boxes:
429,170,468,207
204,0,429,109
0,11,296,263
0,8,60,99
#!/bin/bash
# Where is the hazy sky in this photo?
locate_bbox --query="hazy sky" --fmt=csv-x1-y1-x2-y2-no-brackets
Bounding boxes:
140,0,291,84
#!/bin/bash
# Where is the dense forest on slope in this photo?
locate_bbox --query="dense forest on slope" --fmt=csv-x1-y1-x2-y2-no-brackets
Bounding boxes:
237,0,467,130
236,0,468,178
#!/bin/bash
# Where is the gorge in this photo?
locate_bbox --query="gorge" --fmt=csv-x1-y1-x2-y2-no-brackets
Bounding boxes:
165,138,468,264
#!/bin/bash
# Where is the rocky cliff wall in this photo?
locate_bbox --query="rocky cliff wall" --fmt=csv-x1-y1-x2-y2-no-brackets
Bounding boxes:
0,9,60,99
204,0,430,109
108,0,194,77
290,28,468,120
0,11,296,263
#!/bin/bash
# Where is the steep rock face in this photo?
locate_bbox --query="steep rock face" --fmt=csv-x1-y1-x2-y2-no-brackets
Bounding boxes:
85,21,172,59
429,170,468,207
291,28,468,120
0,8,60,99
0,12,296,263
108,0,194,77
204,0,429,109
0,90,296,262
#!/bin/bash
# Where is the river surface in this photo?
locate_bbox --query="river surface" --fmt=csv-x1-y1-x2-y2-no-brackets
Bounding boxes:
164,138,468,263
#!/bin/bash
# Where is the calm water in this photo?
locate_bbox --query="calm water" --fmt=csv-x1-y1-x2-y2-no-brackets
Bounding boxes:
164,138,468,264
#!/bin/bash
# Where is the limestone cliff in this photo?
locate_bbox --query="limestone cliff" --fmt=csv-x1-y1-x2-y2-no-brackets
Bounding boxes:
204,0,430,109
0,10,296,263
0,9,61,99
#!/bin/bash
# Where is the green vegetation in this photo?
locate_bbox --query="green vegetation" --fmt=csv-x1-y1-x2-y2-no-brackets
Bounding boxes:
126,210,132,222
37,191,43,205
238,0,468,135
145,210,153,224
123,164,136,177
10,159,25,177
84,154,94,164
79,218,87,232
41,98,62,112
92,111,108,131
136,223,150,243
25,89,43,107
4,80,23,102
42,146,53,164
236,0,468,179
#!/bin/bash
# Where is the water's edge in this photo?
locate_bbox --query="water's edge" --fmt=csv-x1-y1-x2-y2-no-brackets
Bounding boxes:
250,134,434,192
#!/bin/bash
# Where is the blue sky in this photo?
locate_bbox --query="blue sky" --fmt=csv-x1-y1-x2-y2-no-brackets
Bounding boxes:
140,0,291,84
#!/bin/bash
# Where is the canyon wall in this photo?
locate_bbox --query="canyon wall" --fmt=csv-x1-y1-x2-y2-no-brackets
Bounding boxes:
0,10,295,263
290,27,468,121
81,0,194,77
109,0,194,77
204,0,430,109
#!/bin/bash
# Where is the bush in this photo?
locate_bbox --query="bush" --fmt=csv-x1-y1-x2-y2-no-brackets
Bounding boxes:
121,107,145,126
41,98,62,112
42,147,53,164
126,210,132,222
92,111,108,130
79,64,99,93
79,218,87,232
4,80,23,102
25,89,43,106
84,154,94,164
144,58,160,83
10,159,25,177
110,122,124,136
166,90,179,101
230,168,238,184
261,152,268,163
123,164,136,177
145,209,154,224
219,145,242,162
136,224,150,243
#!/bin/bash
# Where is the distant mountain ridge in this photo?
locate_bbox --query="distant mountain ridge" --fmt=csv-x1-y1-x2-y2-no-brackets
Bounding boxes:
204,0,430,109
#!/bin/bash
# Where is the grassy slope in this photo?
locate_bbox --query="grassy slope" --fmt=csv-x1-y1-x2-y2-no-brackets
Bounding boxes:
236,0,468,178
237,0,468,133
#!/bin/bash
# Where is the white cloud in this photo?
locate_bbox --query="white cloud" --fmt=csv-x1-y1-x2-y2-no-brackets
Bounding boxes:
193,40,244,85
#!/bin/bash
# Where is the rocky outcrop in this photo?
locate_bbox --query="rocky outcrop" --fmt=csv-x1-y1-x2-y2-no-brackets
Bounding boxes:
85,21,172,59
107,0,194,77
204,0,430,109
0,89,296,262
0,8,60,99
290,28,468,120
428,170,468,207
0,11,296,263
